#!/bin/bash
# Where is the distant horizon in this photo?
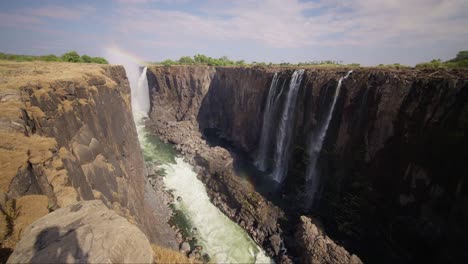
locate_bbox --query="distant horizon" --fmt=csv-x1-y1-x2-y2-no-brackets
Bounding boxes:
1,0,467,66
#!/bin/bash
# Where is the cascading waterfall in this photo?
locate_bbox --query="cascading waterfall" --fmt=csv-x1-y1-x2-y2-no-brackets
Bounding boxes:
117,58,271,263
255,73,280,171
305,70,353,207
134,66,150,115
271,69,305,183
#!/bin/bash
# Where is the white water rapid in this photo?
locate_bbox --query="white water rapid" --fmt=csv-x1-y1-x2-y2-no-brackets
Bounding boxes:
112,51,271,263
305,70,353,207
270,69,305,183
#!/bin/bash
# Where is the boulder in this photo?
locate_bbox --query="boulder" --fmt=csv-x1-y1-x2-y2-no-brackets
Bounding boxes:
8,200,153,264
180,242,191,254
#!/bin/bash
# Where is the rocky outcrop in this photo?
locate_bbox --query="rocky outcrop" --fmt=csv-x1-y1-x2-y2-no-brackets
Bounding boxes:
295,216,362,264
8,200,153,263
0,62,176,257
146,65,468,263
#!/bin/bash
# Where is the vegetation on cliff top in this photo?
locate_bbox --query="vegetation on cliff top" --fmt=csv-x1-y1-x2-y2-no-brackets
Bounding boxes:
154,54,360,67
154,51,468,69
0,51,108,64
415,51,468,69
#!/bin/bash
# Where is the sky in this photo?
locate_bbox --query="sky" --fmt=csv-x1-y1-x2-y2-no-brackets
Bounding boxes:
1,0,467,66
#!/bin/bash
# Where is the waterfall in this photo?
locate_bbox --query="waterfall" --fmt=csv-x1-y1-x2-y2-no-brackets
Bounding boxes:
305,70,352,207
270,69,305,183
255,73,280,171
114,59,271,263
134,66,150,116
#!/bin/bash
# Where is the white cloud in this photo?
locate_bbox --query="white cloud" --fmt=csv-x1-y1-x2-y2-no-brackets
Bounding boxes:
114,0,468,49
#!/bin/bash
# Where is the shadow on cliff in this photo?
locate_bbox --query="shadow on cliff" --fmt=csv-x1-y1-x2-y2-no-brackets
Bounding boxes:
201,127,294,212
32,226,89,263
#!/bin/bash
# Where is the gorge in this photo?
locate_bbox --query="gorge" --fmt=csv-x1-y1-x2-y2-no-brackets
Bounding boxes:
1,61,467,264
145,65,468,264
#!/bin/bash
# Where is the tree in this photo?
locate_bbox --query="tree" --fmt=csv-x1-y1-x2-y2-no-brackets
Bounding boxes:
161,59,177,66
81,55,92,63
178,56,194,64
62,51,81,63
193,54,209,64
90,57,108,64
235,60,246,66
451,51,468,62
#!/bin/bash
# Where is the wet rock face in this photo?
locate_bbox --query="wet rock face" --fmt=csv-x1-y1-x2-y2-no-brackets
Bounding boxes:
146,66,468,263
7,200,153,264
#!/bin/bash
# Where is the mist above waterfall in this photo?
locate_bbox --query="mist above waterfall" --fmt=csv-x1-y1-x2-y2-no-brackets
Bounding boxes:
105,46,150,116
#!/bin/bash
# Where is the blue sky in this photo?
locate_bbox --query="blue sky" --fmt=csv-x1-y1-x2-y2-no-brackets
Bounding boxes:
1,0,467,65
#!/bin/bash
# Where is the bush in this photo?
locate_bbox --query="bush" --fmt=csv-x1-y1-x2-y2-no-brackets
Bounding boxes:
0,51,109,64
416,51,468,69
178,56,194,65
81,55,92,63
90,57,108,64
38,55,61,62
161,59,178,66
61,51,81,63
450,51,468,62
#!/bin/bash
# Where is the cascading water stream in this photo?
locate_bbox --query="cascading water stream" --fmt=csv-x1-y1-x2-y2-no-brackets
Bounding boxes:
255,73,280,171
118,59,271,263
270,69,304,183
305,70,353,208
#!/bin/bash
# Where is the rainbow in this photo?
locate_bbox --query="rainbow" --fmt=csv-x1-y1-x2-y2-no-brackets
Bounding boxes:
104,45,147,66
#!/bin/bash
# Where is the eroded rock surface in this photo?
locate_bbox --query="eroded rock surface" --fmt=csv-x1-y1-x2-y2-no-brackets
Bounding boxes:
0,62,176,256
295,216,362,264
8,200,153,264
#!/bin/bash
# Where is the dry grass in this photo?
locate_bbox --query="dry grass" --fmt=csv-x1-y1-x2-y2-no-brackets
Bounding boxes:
151,244,200,264
1,195,49,249
0,132,57,193
0,60,117,92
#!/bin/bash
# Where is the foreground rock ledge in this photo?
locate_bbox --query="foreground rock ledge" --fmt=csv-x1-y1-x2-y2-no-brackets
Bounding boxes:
295,216,362,264
7,200,153,263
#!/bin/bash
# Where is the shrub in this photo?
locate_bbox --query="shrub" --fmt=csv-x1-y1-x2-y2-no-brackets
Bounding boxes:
38,54,61,62
90,57,108,64
81,55,92,63
61,51,81,63
178,56,194,65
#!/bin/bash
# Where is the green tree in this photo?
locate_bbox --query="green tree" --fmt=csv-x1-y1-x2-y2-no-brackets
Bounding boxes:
81,55,92,63
235,60,246,66
451,51,468,62
61,51,81,63
90,57,109,64
193,54,209,64
178,56,194,64
161,59,177,66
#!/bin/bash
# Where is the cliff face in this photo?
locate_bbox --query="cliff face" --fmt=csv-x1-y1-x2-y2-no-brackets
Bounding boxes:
0,61,174,253
146,65,468,263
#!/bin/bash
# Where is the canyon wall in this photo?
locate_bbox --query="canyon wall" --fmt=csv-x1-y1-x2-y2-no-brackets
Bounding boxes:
146,65,468,263
0,62,175,255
